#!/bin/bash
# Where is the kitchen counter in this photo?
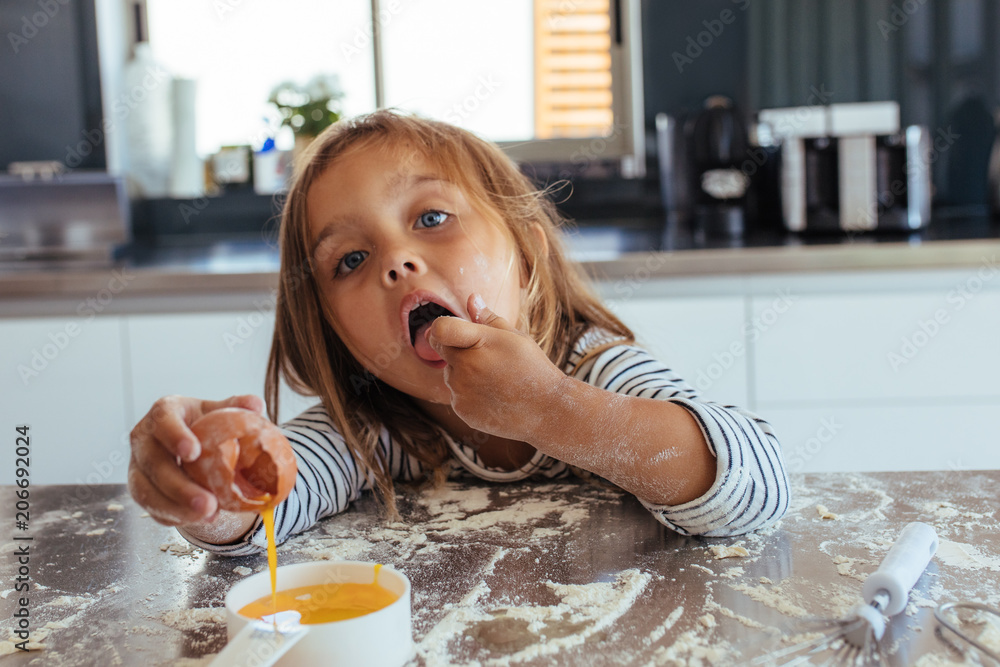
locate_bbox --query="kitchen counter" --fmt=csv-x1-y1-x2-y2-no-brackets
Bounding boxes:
2,213,1000,302
1,471,998,665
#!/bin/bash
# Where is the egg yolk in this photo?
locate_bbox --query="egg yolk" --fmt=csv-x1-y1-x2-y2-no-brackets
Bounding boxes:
238,566,398,624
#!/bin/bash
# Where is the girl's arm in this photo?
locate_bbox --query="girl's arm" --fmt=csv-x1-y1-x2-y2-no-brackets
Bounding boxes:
549,337,789,536
428,299,790,537
535,373,717,506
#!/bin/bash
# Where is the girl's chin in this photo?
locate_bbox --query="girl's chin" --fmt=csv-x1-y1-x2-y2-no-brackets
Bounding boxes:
427,383,452,404
400,371,451,405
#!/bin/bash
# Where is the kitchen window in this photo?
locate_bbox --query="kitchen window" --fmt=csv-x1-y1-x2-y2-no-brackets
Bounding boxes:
140,0,645,176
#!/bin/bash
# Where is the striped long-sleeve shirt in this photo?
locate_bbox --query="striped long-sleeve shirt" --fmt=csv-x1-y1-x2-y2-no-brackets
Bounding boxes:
184,328,790,555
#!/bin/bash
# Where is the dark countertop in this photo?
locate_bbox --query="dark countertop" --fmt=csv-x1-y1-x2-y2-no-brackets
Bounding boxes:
1,471,998,665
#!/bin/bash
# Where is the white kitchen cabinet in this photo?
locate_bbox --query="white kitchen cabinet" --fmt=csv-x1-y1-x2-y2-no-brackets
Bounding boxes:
746,272,1000,474
767,404,1000,473
753,290,1000,404
127,311,318,428
4,263,997,485
604,295,751,408
0,317,130,485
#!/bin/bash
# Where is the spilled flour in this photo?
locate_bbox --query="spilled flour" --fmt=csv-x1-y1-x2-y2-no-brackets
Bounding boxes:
815,504,839,520
646,606,684,644
729,582,809,618
160,608,227,632
709,545,748,560
936,540,1000,572
418,568,652,666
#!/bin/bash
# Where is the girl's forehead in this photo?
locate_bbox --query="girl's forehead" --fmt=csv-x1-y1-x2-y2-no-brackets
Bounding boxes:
337,142,444,178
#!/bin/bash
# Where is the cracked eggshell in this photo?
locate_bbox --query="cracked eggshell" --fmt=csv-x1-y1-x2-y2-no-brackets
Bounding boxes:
183,408,297,512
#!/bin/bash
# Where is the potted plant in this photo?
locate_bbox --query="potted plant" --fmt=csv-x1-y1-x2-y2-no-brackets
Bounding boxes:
268,74,344,162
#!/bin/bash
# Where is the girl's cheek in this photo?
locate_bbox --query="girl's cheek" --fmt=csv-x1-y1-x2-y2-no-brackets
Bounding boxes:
473,254,492,283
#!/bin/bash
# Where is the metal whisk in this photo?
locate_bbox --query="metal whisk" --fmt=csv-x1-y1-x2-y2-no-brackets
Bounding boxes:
750,522,939,666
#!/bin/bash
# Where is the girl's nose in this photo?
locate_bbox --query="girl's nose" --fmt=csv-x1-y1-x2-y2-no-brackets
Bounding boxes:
381,248,424,287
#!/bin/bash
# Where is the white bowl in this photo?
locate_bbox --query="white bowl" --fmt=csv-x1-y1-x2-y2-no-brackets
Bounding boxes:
224,561,413,667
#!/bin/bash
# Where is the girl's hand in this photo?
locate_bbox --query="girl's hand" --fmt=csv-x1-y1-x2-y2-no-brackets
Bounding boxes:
426,294,566,442
127,394,264,528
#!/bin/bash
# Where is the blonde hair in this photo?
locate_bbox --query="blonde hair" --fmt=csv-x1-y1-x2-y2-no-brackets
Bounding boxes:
265,109,633,516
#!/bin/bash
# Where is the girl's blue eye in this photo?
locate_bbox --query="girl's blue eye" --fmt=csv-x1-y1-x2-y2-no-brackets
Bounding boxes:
337,250,367,276
417,210,448,228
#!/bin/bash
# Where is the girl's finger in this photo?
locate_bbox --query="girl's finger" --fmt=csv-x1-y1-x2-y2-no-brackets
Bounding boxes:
130,438,218,523
201,394,265,415
127,460,213,526
132,396,200,462
467,293,517,331
427,316,485,356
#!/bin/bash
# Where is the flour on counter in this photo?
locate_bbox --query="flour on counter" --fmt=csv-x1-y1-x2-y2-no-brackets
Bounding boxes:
284,534,370,562
49,595,93,607
160,608,227,632
841,475,896,522
704,598,768,631
831,555,868,582
420,485,493,516
417,567,652,666
0,627,51,655
159,540,202,557
646,606,683,644
730,582,809,617
644,629,731,667
710,545,748,559
424,497,590,536
816,504,839,520
937,540,1000,572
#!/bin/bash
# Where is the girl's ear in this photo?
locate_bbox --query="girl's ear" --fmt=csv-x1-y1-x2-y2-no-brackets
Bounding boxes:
520,223,549,289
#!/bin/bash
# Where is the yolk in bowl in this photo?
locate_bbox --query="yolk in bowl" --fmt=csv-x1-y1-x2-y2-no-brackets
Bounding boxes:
238,575,399,624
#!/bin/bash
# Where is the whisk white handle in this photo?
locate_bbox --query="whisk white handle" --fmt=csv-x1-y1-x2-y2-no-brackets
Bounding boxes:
862,521,939,617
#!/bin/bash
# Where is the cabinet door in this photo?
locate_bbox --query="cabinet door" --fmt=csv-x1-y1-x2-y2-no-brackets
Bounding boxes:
127,312,318,427
752,291,1000,403
603,295,750,408
0,317,129,484
768,405,1000,473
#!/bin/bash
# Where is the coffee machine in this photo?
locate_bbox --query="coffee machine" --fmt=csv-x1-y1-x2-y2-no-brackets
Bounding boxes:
758,102,931,233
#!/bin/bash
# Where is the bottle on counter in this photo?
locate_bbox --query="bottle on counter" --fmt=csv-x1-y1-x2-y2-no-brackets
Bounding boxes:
253,137,292,195
169,78,203,198
124,41,174,198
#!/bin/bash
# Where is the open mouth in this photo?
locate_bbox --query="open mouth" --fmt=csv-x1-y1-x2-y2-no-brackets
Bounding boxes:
408,301,455,346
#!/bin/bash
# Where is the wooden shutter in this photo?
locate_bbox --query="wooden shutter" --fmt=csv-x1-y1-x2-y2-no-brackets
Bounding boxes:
534,0,614,139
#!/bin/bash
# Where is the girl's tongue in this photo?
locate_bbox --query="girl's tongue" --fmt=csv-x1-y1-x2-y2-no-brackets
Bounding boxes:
413,322,443,362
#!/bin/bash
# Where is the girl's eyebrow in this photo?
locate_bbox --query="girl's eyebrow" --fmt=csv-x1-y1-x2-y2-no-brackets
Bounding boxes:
310,173,446,259
311,216,352,259
388,171,445,195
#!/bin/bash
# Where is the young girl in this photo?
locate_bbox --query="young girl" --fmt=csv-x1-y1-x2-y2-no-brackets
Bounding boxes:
128,110,790,555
